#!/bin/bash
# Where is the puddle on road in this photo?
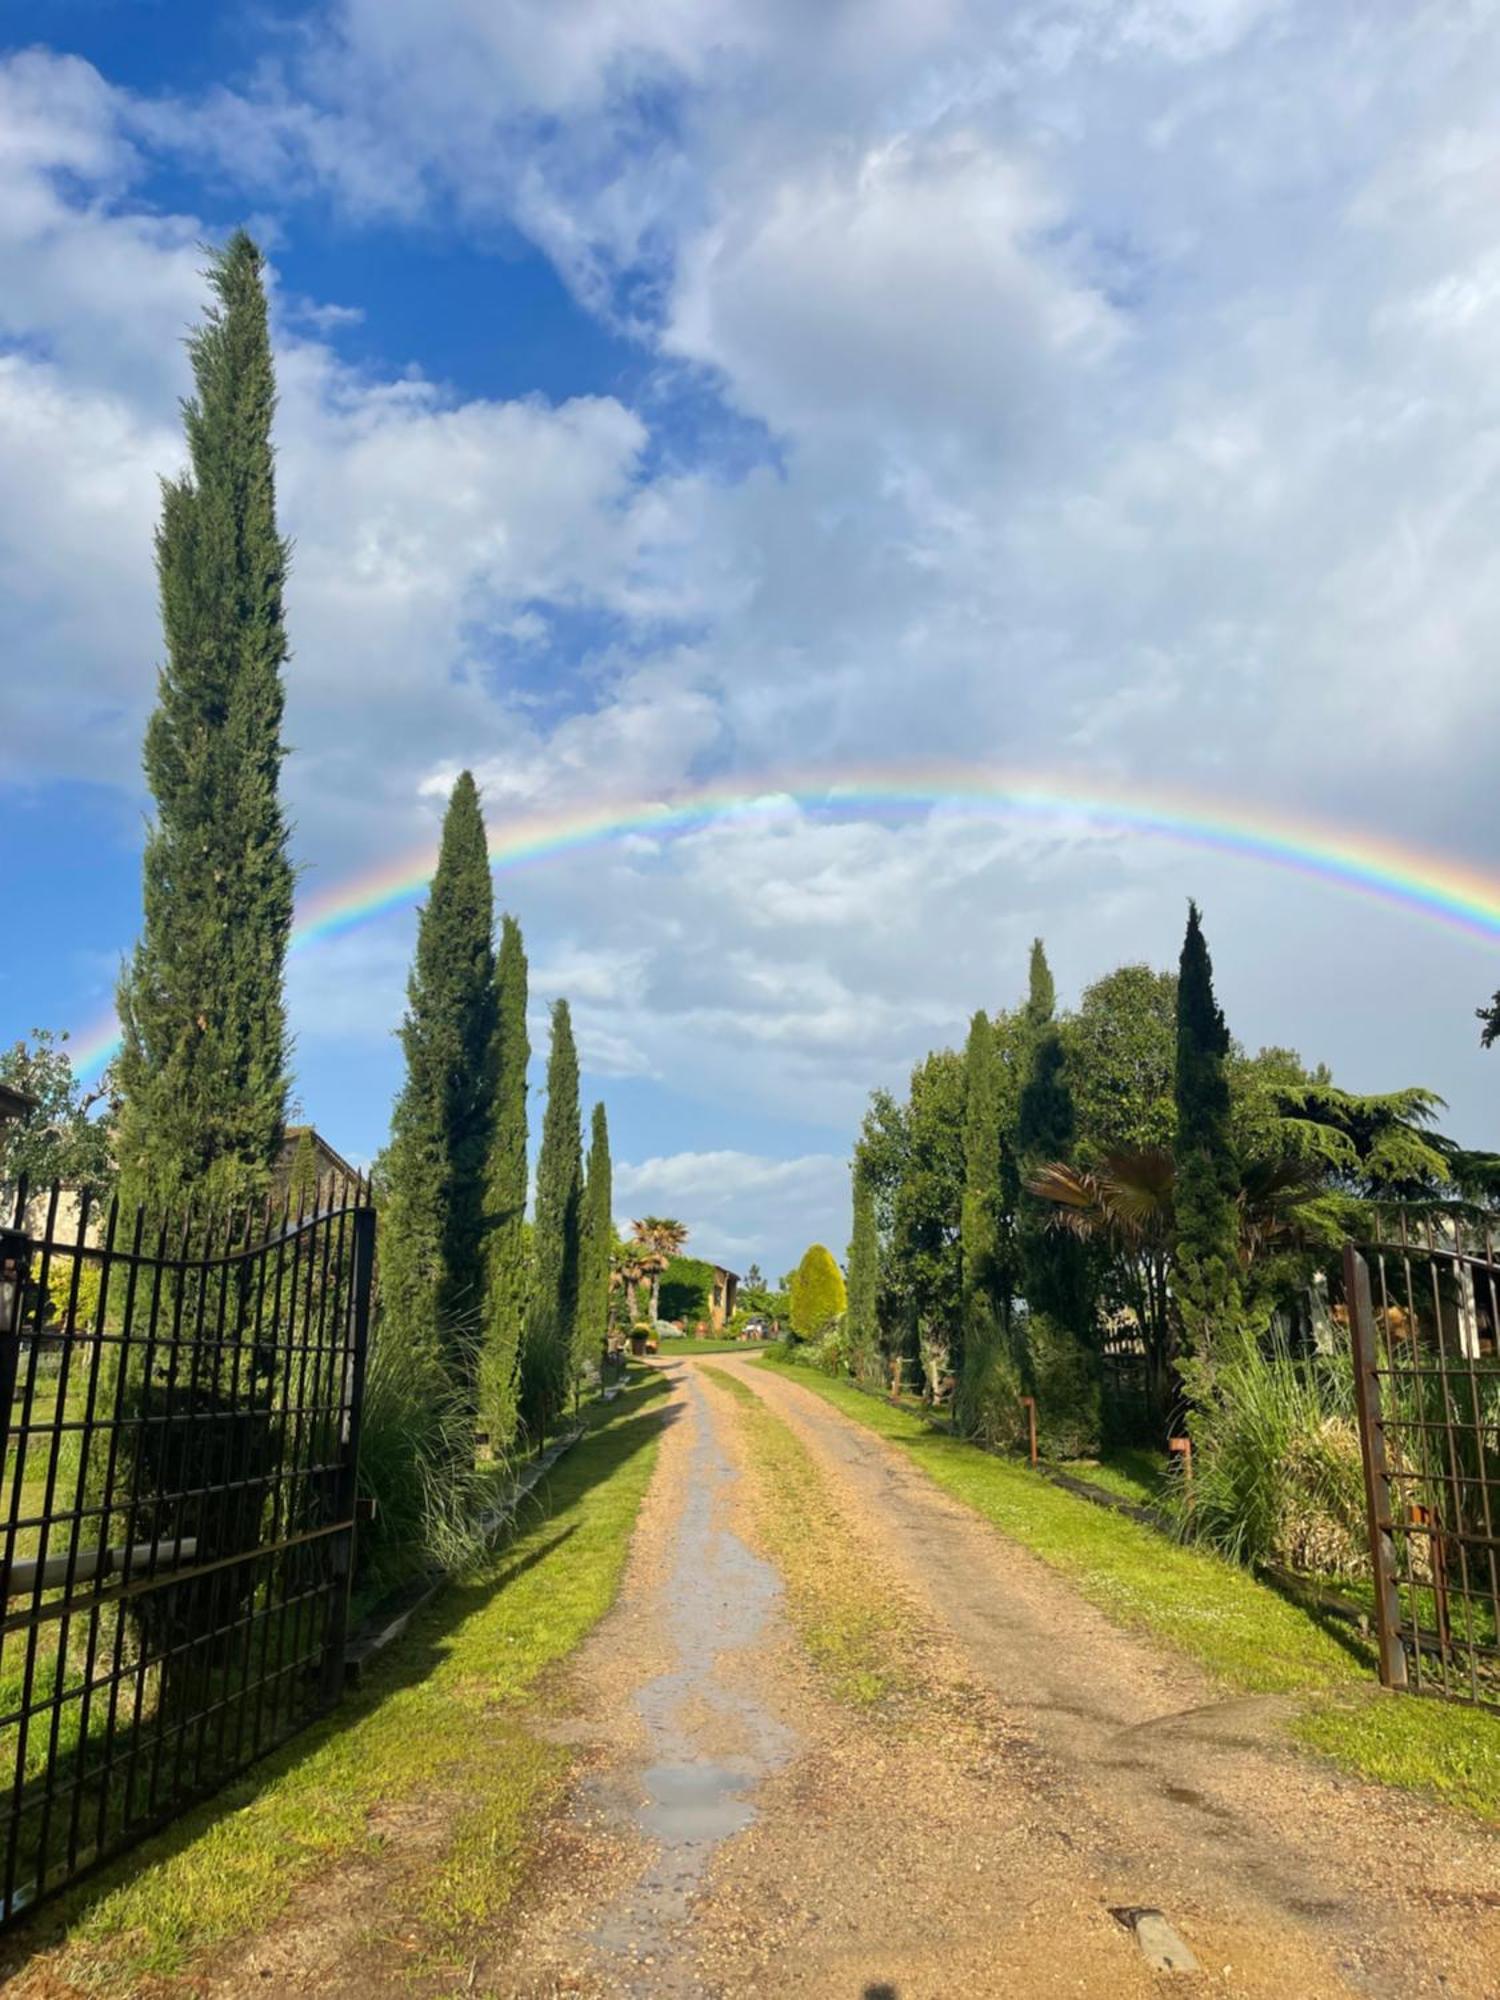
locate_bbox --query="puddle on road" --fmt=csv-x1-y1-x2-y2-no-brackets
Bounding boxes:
589,1365,794,1987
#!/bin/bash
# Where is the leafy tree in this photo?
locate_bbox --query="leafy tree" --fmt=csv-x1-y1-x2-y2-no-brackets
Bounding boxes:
1066,964,1178,1160
1173,903,1242,1354
789,1243,847,1339
1479,993,1500,1050
845,1156,880,1381
743,1262,765,1292
520,1000,581,1434
577,1102,612,1372
738,1281,790,1328
380,772,497,1384
0,1031,116,1190
114,233,294,1214
480,914,529,1446
893,1049,967,1350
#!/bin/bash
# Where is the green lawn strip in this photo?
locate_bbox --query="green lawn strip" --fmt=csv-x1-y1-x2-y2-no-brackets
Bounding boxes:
653,1337,770,1355
1057,1446,1171,1509
757,1351,1500,1818
699,1365,917,1708
9,1373,669,1995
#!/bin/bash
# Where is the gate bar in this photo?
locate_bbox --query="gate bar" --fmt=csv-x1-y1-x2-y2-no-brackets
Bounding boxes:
1344,1243,1408,1691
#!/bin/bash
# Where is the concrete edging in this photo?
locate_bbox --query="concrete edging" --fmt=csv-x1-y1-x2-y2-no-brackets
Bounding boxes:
344,1423,586,1683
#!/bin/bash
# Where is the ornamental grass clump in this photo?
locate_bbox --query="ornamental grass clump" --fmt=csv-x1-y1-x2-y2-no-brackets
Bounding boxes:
355,1312,497,1600
1184,1331,1366,1577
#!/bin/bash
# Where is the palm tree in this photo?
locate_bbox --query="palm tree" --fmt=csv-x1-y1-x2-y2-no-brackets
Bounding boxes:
631,1216,688,1321
612,1240,651,1324
1028,1148,1330,1433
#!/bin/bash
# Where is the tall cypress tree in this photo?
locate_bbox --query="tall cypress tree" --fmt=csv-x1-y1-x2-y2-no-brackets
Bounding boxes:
960,1010,1005,1366
520,1000,581,1435
577,1102,613,1377
380,772,497,1380
479,914,529,1447
845,1154,880,1383
115,232,293,1213
1023,937,1055,1032
1173,903,1242,1353
1016,942,1092,1333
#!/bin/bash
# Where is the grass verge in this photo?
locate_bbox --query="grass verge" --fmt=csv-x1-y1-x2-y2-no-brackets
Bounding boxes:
758,1350,1500,1819
653,1337,770,1355
699,1364,918,1708
4,1371,669,1995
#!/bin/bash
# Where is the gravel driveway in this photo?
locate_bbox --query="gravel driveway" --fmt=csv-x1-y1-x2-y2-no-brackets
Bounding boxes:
479,1354,1500,1998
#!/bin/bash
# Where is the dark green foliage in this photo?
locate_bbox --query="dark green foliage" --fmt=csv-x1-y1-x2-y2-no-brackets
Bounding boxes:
1480,993,1500,1050
658,1255,716,1323
845,1158,881,1383
379,772,497,1384
1024,1313,1103,1458
881,1049,966,1361
578,1102,613,1369
0,1030,116,1189
1173,902,1242,1353
1024,937,1055,1030
286,1128,319,1213
960,1010,1006,1349
1066,964,1178,1160
115,233,293,1213
789,1243,847,1339
520,1000,582,1435
480,914,529,1446
1016,942,1093,1335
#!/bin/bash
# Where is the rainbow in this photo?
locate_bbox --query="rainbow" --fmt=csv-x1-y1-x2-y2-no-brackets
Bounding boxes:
65,764,1500,1080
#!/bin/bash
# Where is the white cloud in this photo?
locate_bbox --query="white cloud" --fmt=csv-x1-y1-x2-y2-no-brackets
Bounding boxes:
614,1149,849,1273
8,13,1500,1264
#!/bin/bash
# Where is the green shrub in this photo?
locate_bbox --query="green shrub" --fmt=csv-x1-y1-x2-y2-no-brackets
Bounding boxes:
954,1324,1025,1447
1024,1313,1103,1460
1184,1332,1366,1575
789,1244,847,1339
809,1323,847,1375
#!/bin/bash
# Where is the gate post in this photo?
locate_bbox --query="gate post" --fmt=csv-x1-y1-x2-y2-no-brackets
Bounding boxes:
322,1204,375,1705
1344,1243,1407,1691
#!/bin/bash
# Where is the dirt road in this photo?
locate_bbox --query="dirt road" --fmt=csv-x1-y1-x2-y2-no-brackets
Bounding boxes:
476,1353,1499,2000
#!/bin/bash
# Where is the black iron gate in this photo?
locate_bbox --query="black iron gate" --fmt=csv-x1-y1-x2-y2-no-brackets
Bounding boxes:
1345,1218,1500,1709
0,1178,373,1920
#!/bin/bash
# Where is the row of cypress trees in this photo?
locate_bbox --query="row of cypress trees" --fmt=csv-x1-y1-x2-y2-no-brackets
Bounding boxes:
110,231,613,1458
377,770,614,1447
843,905,1239,1437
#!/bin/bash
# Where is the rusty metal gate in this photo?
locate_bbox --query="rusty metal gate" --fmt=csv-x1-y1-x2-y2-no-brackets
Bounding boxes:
0,1178,374,1921
1344,1217,1500,1708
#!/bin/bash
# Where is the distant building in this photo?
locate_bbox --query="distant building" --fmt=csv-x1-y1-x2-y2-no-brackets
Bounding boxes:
0,1083,37,1129
274,1125,362,1208
707,1264,739,1330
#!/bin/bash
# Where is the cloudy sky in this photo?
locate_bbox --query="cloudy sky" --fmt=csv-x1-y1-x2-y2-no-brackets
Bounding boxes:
4,1,1500,1277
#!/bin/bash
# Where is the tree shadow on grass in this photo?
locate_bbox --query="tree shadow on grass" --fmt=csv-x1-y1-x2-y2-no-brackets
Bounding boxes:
0,1370,678,1980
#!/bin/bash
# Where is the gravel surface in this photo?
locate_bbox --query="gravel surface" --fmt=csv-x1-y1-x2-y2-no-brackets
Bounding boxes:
143,1354,1499,1998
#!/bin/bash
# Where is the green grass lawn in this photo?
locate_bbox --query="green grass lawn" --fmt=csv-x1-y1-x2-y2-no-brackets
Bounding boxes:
758,1350,1500,1819
1056,1445,1172,1510
2,1370,670,1994
653,1336,770,1355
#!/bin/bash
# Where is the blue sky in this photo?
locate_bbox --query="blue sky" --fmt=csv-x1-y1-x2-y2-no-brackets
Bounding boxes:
4,2,1500,1274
